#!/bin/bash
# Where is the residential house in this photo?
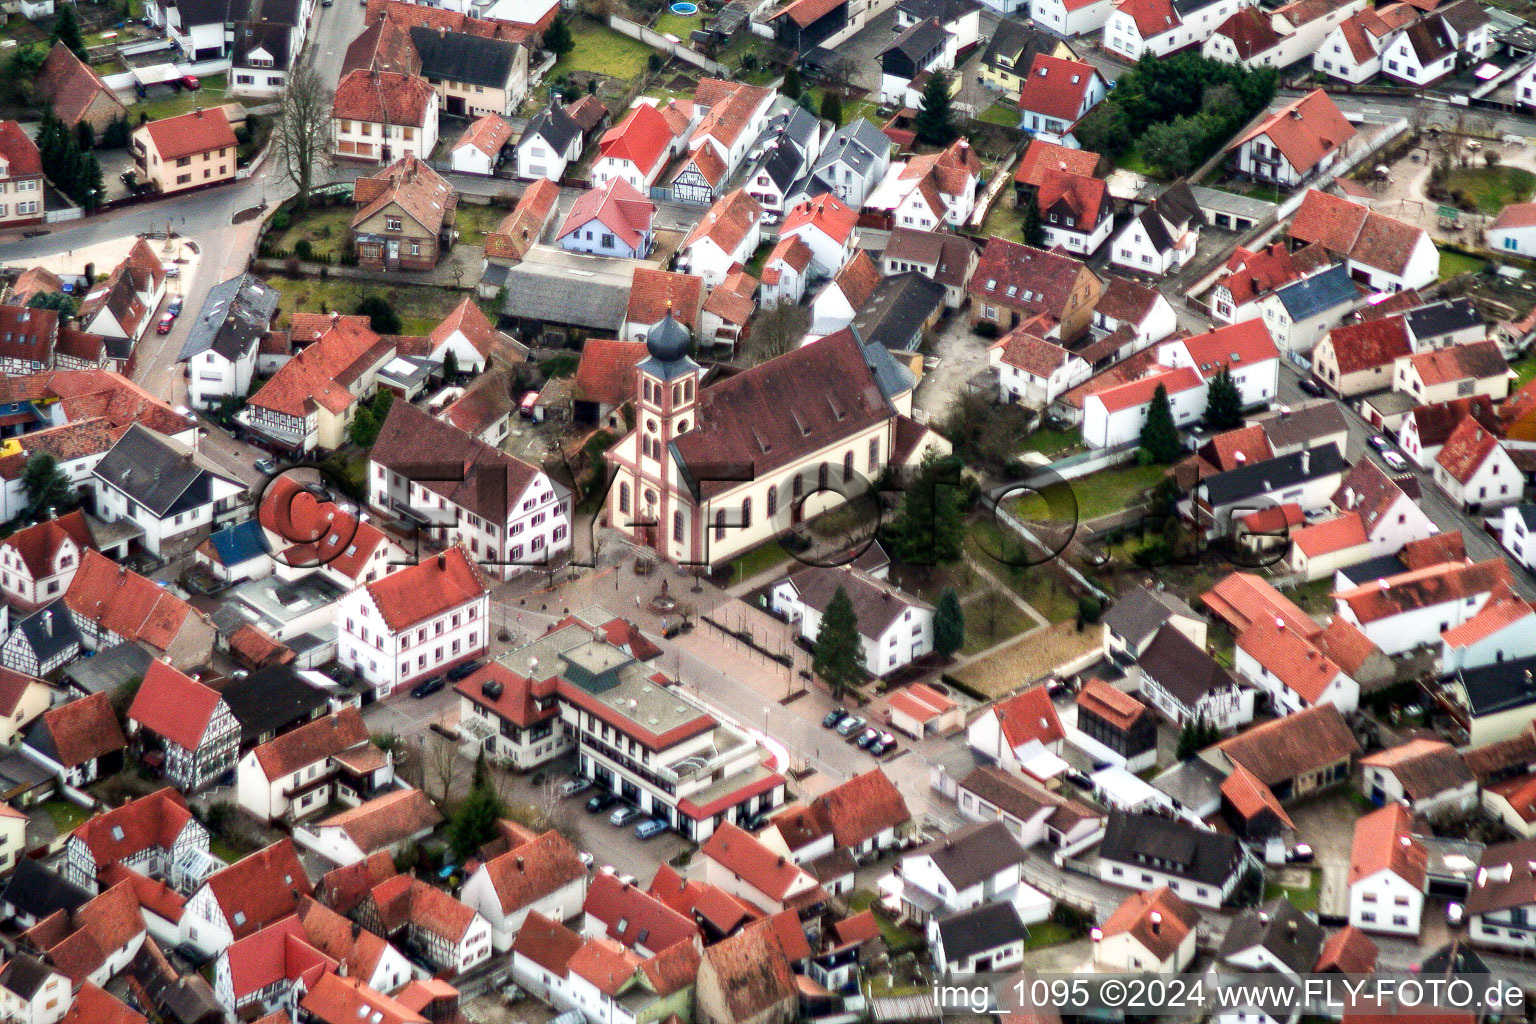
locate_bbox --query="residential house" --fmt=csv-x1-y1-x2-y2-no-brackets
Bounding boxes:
1234,617,1359,716
1258,263,1364,354
782,192,860,278
63,787,209,893
695,924,796,1024
697,822,826,918
1466,838,1536,950
1231,89,1356,190
1096,887,1199,973
770,566,932,676
350,157,457,271
968,684,1065,774
1498,504,1536,573
878,17,957,106
1312,315,1412,397
368,400,571,580
679,189,762,288
1208,703,1359,807
992,327,1092,408
880,228,977,308
557,177,657,259
332,70,439,163
1208,241,1332,323
6,603,86,680
1034,168,1111,256
1405,297,1485,350
699,269,757,351
1136,623,1256,732
760,236,815,307
458,830,588,952
0,954,71,1024
1015,54,1107,147
35,43,127,133
406,24,528,119
63,549,215,662
235,706,388,823
179,274,281,411
741,106,825,216
1218,898,1322,981
127,660,239,793
212,914,335,1018
1288,189,1439,291
299,789,442,867
92,424,246,558
980,21,1078,95
1434,416,1524,511
949,765,1105,851
1396,340,1511,405
484,178,562,265
1379,14,1456,85
1449,654,1536,747
1188,443,1350,539
21,692,126,790
687,79,775,182
760,768,912,880
450,114,514,176
0,123,44,227
1441,583,1536,673
1314,2,1420,82
1102,584,1207,665
928,902,1029,976
299,972,428,1024
1335,556,1514,656
1349,803,1427,936
790,118,891,210
0,511,101,613
808,251,882,338
865,138,982,230
181,840,313,957
0,305,60,377
517,101,585,181
1489,203,1536,256
1359,739,1476,817
894,819,1038,925
131,109,238,195
1103,0,1257,61
595,99,696,189
1098,810,1250,908
968,237,1101,340
1091,275,1179,351
1111,181,1204,276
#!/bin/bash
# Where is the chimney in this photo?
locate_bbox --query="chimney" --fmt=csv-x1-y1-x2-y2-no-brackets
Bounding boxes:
1150,910,1162,934
1275,616,1284,631
1300,449,1310,475
1287,919,1298,938
516,856,525,871
437,553,446,569
1235,451,1246,464
42,611,51,637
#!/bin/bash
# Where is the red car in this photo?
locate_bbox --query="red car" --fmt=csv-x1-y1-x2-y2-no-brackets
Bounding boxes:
156,313,176,334
179,75,200,91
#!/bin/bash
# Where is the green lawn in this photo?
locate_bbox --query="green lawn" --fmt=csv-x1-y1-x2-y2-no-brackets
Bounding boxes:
270,207,354,259
128,74,229,122
1014,461,1167,523
978,102,1020,127
964,519,1080,623
847,890,924,954
1438,247,1487,281
551,19,656,80
979,193,1024,243
455,203,506,246
1019,428,1079,457
960,591,1033,654
1264,870,1321,913
40,800,92,833
1115,149,1159,178
652,10,699,36
1025,919,1081,949
1446,164,1536,214
262,275,487,336
210,837,246,864
1513,351,1536,389
728,540,791,585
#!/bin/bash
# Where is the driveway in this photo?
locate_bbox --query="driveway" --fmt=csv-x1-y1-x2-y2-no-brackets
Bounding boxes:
914,314,991,421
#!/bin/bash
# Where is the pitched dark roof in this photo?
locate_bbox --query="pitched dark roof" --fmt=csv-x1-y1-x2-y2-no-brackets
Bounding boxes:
982,17,1064,70
851,273,946,352
896,0,980,22
1275,264,1359,322
1101,586,1199,649
408,26,521,88
934,901,1029,962
93,424,239,518
11,599,82,664
60,641,152,696
1405,298,1481,340
1457,655,1536,717
525,102,581,153
218,664,333,746
1199,442,1349,506
178,273,280,363
1137,623,1240,710
1,859,90,922
880,16,950,62
1219,898,1324,974
909,819,1027,890
233,20,293,70
1101,810,1246,886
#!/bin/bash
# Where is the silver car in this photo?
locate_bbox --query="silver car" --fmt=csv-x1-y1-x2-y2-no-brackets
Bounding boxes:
609,805,642,827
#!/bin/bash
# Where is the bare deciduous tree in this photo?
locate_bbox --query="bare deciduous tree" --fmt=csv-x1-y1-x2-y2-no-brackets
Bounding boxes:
274,63,334,211
425,733,459,803
745,300,810,363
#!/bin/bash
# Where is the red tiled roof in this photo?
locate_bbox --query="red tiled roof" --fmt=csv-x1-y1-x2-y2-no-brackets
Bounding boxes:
1076,680,1149,732
700,822,814,902
1100,886,1198,962
682,189,761,256
485,178,561,262
969,237,1091,320
259,475,396,583
558,177,656,249
128,660,221,751
0,121,42,178
1441,585,1532,647
1237,90,1355,176
300,971,428,1024
1015,139,1100,187
36,43,124,128
1,510,94,581
1405,340,1508,386
1316,924,1378,973
1213,6,1280,57
626,269,703,329
1349,802,1426,887
1325,316,1411,374
1202,572,1320,636
1290,511,1369,557
430,297,514,361
252,707,371,781
1436,415,1506,484
61,982,145,1024
1289,189,1427,275
812,768,911,848
1116,0,1181,37
250,315,388,417
770,0,843,27
1217,704,1359,786
334,69,435,127
512,910,583,972
992,685,1064,750
475,830,587,914
137,108,236,162
353,156,455,235
1221,762,1295,828
317,789,443,855
33,692,126,769
648,863,759,933
1090,366,1203,413
1492,202,1536,231
600,101,686,178
319,852,398,916
454,113,514,158
784,192,858,245
1036,168,1106,228
1236,618,1344,705
205,841,313,939
1335,558,1513,623
1017,54,1100,121
1179,319,1279,379
71,788,195,875
704,269,757,325
1217,242,1333,306
360,546,486,634
583,870,698,951
224,916,336,1001
574,339,646,407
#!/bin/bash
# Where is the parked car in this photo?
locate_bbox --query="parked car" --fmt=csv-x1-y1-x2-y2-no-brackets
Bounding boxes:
557,778,592,798
167,298,183,316
1298,377,1325,397
1369,435,1391,453
586,792,619,813
878,731,895,746
635,818,669,839
179,74,200,90
835,715,866,737
869,739,891,756
578,851,594,868
1382,450,1408,472
855,728,879,749
446,660,481,682
156,313,176,334
822,708,848,728
410,676,445,699
739,813,767,831
1065,770,1094,790
610,805,641,827
254,457,278,475
1285,843,1314,864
